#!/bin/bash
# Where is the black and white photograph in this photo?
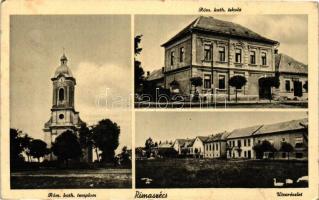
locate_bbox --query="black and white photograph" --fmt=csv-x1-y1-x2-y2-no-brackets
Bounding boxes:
135,111,308,188
9,15,132,189
134,15,308,108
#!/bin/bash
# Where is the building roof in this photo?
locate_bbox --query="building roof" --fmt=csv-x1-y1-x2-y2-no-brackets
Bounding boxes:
157,142,173,148
180,138,195,148
53,54,74,78
162,16,279,47
146,68,164,81
254,118,308,136
228,125,263,139
196,136,209,142
275,53,308,74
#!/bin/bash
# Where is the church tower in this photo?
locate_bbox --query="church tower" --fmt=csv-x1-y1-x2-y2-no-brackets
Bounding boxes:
43,53,85,148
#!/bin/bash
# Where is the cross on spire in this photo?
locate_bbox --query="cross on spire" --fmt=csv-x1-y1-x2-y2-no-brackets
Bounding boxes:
60,48,68,65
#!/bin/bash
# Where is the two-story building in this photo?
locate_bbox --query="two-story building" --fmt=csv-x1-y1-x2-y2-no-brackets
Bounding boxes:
161,16,279,100
226,125,262,159
203,131,230,159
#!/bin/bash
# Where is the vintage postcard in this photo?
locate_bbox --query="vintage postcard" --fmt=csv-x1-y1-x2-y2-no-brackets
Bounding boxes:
0,1,318,200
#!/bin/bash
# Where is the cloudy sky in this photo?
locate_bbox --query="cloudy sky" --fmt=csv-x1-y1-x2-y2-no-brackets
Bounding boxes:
10,15,132,151
135,15,308,73
135,111,307,147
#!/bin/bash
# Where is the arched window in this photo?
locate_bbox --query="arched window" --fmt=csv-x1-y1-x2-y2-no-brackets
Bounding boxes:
59,88,64,101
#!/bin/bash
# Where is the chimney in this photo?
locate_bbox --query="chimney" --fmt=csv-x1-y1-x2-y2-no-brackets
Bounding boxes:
147,71,150,77
274,49,278,54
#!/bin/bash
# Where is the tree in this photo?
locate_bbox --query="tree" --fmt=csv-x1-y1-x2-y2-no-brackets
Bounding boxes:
78,123,94,162
190,77,203,102
145,137,154,158
29,139,50,162
229,75,247,102
135,35,145,94
52,130,82,165
20,134,33,162
253,140,277,159
259,76,280,102
10,129,25,165
280,142,294,160
119,146,131,166
91,119,120,163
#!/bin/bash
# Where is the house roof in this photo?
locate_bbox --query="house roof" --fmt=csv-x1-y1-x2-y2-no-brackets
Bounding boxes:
162,16,279,47
275,53,308,74
175,138,193,146
228,125,263,139
157,142,173,148
197,136,209,142
180,139,195,148
204,131,230,143
254,118,308,136
146,68,164,81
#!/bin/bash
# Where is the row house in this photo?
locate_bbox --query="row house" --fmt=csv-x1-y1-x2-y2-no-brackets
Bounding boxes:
161,16,279,99
203,131,230,158
172,118,307,160
275,53,308,100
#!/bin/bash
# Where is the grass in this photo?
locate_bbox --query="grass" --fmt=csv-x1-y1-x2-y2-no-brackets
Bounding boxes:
136,158,308,188
11,168,132,189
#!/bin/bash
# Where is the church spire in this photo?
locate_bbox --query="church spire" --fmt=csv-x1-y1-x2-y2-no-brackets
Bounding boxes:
60,48,68,65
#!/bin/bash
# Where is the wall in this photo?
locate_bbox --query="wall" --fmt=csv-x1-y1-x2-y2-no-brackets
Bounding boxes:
164,36,192,72
192,137,205,157
165,69,191,95
277,73,308,100
226,137,254,159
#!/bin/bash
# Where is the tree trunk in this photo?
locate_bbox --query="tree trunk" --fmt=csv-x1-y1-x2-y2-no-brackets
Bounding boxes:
95,147,99,162
235,89,238,103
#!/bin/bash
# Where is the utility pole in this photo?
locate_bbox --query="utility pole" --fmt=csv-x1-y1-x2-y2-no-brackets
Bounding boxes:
211,43,214,99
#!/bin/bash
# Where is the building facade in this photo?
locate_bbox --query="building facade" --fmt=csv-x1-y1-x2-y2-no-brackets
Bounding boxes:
162,16,279,100
275,53,308,100
253,118,308,160
226,125,261,159
203,131,230,159
192,136,208,158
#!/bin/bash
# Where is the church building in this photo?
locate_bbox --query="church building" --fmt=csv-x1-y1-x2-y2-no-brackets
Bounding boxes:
43,54,90,161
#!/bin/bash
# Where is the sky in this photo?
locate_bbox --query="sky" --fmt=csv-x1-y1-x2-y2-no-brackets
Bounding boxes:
10,15,132,151
135,111,308,147
135,15,308,73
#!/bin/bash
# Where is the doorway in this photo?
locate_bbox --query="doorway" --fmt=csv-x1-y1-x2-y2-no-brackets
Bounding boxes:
293,81,302,97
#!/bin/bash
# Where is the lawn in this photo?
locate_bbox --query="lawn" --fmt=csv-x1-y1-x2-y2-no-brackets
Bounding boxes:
11,169,132,189
136,158,308,188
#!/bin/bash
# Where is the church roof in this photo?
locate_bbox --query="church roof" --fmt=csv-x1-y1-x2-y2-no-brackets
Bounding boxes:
53,54,74,78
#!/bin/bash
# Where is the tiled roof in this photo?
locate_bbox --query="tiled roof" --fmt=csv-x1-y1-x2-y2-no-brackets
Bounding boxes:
228,125,263,139
162,16,279,47
254,118,308,136
275,53,308,74
146,68,164,81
